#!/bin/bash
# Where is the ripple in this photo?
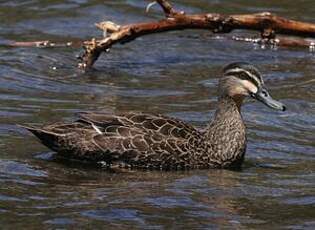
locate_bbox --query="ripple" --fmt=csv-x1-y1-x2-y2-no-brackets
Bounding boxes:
0,0,314,229
82,208,145,225
44,217,75,225
284,196,315,206
0,160,47,177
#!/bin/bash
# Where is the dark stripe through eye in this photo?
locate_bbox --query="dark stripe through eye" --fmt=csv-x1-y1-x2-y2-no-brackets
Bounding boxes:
237,71,260,87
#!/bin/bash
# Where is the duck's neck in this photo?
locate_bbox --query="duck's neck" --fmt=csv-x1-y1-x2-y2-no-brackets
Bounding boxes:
205,95,247,167
211,95,244,124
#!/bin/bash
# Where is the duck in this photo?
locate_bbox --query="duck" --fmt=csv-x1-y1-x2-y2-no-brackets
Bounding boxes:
20,62,286,170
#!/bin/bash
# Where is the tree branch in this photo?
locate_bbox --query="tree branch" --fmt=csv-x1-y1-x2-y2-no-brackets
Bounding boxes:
77,1,315,69
7,1,315,69
8,40,82,48
232,35,315,50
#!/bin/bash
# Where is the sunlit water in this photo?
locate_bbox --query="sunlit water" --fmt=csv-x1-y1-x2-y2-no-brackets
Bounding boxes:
0,0,314,229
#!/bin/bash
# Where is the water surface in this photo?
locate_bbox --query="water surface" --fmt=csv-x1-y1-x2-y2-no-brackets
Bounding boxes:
0,0,314,229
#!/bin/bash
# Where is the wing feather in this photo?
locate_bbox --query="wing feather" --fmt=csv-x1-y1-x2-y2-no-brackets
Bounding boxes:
78,112,198,139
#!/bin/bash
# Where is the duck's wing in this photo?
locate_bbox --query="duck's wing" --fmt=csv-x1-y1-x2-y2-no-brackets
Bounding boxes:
91,125,198,169
82,113,203,168
78,112,198,139
21,120,199,168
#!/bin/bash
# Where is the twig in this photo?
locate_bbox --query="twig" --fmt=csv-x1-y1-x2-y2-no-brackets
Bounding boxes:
8,40,82,48
232,35,315,50
156,0,178,16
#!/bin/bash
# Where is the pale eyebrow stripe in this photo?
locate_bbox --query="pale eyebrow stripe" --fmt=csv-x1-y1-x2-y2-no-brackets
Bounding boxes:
224,68,261,87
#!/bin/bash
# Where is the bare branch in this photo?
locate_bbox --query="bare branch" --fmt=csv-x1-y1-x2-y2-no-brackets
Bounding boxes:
232,35,315,49
78,6,315,69
231,12,315,37
7,1,315,70
9,40,78,48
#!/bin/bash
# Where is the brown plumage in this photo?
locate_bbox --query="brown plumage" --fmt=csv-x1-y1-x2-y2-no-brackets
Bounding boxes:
21,63,286,170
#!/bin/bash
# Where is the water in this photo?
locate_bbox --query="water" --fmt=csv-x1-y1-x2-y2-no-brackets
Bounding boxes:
0,0,315,229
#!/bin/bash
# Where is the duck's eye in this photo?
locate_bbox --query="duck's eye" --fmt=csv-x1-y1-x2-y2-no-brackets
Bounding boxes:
262,90,268,97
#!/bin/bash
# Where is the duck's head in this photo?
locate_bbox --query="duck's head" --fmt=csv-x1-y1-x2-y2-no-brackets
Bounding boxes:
219,62,286,111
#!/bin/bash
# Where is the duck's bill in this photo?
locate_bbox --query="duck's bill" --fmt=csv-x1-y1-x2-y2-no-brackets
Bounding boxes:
252,88,286,111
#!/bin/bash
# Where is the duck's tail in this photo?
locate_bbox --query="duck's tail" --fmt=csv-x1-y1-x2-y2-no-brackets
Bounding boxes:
17,124,61,152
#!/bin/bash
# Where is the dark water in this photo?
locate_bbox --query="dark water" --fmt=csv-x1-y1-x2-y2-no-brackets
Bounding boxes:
0,0,314,229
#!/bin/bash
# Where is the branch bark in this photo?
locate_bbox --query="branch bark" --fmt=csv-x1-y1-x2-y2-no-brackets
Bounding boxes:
78,1,315,69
